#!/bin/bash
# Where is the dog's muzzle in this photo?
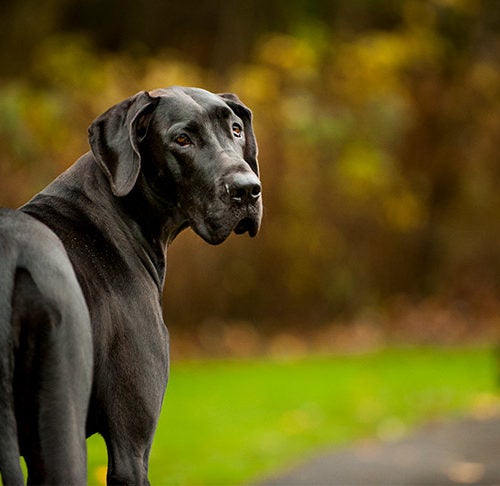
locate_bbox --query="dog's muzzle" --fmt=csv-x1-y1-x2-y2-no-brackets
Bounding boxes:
224,172,262,237
189,169,262,245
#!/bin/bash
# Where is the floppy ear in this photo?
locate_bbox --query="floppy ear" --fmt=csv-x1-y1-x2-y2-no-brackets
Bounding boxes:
88,91,159,197
218,93,259,176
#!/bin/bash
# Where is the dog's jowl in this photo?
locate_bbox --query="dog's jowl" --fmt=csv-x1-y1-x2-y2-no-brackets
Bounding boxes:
0,87,262,485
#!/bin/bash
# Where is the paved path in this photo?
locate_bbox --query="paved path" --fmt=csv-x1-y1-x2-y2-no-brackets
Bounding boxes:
257,418,500,485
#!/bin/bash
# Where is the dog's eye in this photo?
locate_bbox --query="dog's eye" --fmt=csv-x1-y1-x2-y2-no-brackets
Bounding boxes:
175,134,192,147
232,123,243,138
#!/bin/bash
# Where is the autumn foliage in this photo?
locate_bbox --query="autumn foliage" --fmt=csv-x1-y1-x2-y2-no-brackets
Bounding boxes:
1,0,499,341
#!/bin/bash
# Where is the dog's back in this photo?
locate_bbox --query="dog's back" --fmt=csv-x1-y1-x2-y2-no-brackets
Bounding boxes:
0,209,93,485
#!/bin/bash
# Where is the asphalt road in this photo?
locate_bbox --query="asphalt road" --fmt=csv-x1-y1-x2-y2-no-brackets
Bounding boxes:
257,418,500,485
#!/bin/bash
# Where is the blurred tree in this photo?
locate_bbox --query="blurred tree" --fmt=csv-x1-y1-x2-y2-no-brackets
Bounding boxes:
1,0,499,333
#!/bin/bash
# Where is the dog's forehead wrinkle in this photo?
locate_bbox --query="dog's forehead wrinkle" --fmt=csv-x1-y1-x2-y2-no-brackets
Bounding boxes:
189,101,234,129
151,103,201,139
152,89,238,137
170,87,234,119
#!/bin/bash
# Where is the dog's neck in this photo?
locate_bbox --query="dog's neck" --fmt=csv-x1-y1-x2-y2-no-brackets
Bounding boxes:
67,153,187,241
23,152,190,290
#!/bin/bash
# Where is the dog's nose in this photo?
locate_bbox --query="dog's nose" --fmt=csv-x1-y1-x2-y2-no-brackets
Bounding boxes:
227,173,261,204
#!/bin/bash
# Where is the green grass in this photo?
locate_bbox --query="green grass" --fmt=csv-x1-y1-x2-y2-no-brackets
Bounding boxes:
87,346,499,485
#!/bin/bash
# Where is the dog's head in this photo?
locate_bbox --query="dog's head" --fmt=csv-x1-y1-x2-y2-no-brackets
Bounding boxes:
88,87,262,245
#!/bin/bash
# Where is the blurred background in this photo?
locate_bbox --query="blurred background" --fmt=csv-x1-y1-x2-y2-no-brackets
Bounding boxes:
1,0,499,356
1,0,500,483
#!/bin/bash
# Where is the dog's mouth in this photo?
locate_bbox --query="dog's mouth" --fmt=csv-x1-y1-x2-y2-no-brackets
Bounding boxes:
233,216,259,237
193,215,260,245
189,204,262,246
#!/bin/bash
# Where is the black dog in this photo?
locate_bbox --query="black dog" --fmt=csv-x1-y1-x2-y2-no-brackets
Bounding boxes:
0,87,262,485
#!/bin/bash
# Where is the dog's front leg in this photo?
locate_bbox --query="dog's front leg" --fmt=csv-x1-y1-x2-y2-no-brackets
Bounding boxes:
97,380,164,485
101,397,160,486
97,330,168,486
105,438,152,486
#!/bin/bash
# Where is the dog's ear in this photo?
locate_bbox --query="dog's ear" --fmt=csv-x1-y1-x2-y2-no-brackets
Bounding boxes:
88,91,159,197
218,93,259,176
